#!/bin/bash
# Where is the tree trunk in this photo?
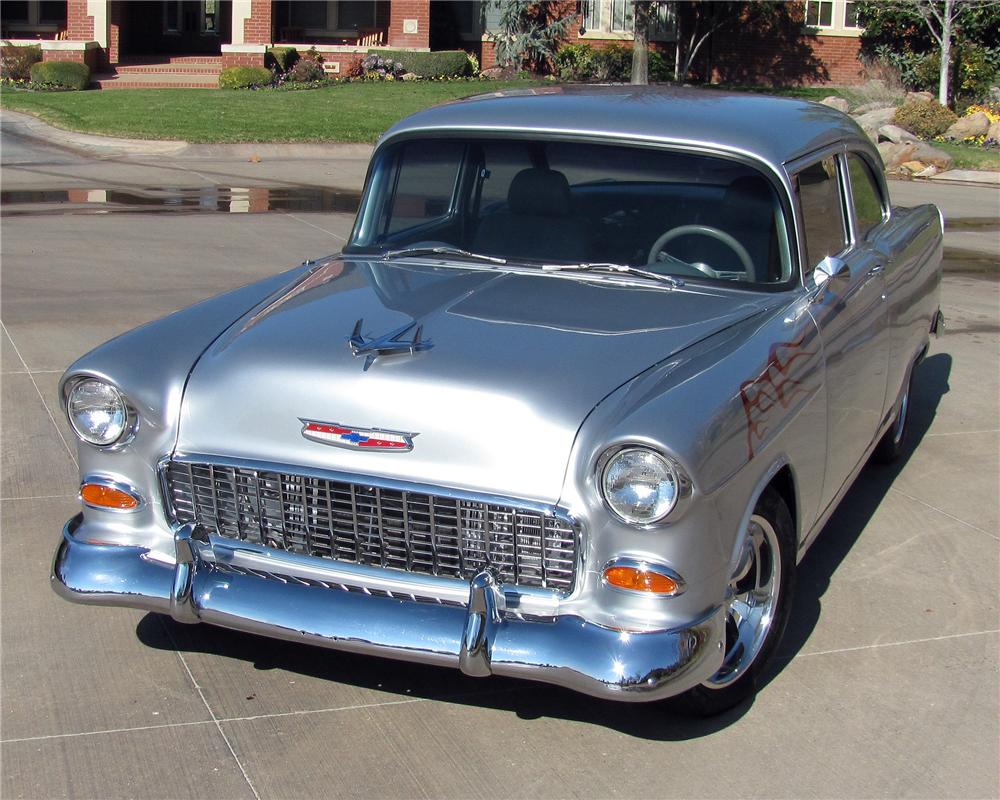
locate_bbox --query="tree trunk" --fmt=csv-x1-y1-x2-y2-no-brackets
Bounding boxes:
631,4,650,85
673,1,683,83
939,0,952,106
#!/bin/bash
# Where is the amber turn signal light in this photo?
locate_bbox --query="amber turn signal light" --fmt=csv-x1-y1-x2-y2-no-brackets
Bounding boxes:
80,483,140,511
603,565,680,595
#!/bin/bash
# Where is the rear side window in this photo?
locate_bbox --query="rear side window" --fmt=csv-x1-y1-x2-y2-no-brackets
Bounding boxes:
846,153,885,240
382,140,462,235
795,156,847,273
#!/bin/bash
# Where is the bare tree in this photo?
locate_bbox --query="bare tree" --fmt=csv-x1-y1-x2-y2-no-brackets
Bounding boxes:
672,1,743,85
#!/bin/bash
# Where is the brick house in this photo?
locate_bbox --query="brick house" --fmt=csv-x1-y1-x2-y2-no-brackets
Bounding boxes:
1,0,865,85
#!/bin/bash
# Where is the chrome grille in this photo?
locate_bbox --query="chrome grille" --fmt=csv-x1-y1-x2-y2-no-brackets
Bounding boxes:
165,460,578,593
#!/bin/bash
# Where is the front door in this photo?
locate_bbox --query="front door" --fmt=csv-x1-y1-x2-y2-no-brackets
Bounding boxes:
796,155,889,511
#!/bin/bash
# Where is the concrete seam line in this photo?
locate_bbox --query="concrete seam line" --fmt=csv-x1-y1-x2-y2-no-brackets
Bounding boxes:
888,486,1000,541
281,210,349,240
1,719,215,745
158,617,262,800
0,320,78,467
0,494,77,501
923,428,1000,437
796,629,999,659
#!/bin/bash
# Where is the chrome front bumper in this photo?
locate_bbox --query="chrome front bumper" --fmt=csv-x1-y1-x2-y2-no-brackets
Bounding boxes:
52,516,726,702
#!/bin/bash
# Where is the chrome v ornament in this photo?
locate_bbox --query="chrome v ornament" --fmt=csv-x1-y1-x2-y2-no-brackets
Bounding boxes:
348,318,433,370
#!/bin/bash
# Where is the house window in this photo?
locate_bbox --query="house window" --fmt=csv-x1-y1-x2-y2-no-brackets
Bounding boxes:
581,0,674,41
288,1,377,36
2,0,66,29
805,0,861,32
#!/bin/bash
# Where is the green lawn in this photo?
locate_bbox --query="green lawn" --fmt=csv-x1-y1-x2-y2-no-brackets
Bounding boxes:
934,141,1000,171
0,80,544,143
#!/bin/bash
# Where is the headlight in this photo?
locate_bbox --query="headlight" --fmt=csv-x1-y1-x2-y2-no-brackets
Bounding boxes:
601,447,680,525
66,379,131,446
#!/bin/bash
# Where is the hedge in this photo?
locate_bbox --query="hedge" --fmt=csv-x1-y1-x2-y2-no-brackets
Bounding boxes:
29,60,90,90
367,49,470,78
218,65,273,89
266,46,299,72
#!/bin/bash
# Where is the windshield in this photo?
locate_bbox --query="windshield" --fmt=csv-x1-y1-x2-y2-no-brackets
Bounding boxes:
345,137,793,288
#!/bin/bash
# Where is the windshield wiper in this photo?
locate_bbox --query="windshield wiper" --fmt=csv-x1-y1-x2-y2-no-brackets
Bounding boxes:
540,262,683,288
381,246,507,265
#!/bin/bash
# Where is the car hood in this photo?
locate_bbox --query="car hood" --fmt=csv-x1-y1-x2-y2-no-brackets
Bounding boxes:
176,258,773,503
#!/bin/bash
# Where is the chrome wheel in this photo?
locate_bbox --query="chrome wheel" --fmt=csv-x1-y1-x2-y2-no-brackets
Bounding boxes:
704,514,782,689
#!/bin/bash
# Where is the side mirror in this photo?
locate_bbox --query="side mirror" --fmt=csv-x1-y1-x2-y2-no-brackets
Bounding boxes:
812,255,849,291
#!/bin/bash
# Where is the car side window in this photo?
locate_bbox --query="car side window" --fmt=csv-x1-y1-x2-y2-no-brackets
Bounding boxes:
846,153,885,240
795,156,847,274
382,140,462,235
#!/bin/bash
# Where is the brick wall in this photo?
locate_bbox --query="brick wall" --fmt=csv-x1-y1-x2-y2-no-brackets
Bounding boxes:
243,0,272,45
66,0,95,40
221,51,266,68
810,36,863,84
388,0,430,49
41,46,100,72
108,1,121,65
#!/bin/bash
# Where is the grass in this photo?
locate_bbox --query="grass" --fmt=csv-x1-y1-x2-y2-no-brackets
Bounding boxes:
934,141,1000,171
0,80,545,143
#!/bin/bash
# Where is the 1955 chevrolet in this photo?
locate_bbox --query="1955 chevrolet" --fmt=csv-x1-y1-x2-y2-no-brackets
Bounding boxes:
52,87,944,715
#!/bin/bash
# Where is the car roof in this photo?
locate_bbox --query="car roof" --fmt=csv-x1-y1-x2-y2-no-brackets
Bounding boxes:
380,85,874,170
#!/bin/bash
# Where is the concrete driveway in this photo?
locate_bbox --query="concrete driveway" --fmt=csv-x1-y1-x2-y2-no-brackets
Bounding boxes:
1,111,997,800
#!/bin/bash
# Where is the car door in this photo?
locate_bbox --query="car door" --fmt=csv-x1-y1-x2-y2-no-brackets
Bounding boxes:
796,153,890,511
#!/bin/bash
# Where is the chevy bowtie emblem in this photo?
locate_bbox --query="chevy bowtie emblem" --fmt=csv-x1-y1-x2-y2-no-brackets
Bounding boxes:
348,318,431,370
300,420,417,452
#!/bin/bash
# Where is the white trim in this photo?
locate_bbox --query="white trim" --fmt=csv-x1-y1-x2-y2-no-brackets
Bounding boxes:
87,0,108,48
579,31,632,41
220,43,267,53
40,40,100,51
230,0,252,45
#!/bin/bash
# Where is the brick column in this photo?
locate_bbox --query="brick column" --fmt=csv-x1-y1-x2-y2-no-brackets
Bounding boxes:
243,0,273,45
108,1,121,64
66,0,95,40
388,0,430,50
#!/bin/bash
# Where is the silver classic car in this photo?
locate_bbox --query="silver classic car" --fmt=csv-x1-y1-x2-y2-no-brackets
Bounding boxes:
52,87,944,715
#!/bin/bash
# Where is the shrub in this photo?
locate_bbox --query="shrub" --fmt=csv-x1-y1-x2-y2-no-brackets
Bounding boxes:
218,65,273,89
360,53,405,80
592,43,632,82
893,99,958,138
286,57,326,83
29,60,90,90
1,43,42,82
266,46,299,73
466,50,480,77
366,49,470,78
555,43,596,81
648,50,673,82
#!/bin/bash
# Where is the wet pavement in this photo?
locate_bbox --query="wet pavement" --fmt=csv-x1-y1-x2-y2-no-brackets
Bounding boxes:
1,112,998,800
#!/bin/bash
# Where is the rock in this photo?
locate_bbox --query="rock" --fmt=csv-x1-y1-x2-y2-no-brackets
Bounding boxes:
853,101,893,116
878,124,920,144
913,164,940,178
480,67,505,80
855,106,899,141
820,96,849,113
943,111,990,140
905,91,934,104
877,142,918,171
988,121,1000,142
910,141,954,170
400,72,418,81
901,160,927,173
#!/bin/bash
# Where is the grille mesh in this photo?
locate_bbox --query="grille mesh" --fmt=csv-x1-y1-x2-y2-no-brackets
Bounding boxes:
165,460,577,593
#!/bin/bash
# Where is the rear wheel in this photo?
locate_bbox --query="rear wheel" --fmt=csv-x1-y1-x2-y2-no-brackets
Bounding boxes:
873,368,914,464
673,487,795,716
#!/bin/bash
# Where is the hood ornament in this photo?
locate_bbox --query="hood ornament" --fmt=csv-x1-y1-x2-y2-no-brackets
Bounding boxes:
300,420,417,452
348,318,432,370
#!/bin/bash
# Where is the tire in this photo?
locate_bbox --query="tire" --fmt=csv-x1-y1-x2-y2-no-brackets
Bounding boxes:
872,368,913,464
672,487,796,717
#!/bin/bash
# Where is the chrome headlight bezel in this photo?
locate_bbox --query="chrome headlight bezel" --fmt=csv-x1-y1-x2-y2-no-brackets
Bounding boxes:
64,376,137,448
597,445,691,527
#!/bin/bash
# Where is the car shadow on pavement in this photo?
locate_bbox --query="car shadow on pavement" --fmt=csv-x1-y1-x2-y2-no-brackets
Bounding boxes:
765,351,952,682
137,352,951,740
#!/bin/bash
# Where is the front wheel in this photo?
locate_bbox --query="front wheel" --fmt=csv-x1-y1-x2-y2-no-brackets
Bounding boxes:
673,487,796,716
872,367,914,464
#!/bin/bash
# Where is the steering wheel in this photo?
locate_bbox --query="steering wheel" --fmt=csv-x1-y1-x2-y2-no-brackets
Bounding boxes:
648,224,754,279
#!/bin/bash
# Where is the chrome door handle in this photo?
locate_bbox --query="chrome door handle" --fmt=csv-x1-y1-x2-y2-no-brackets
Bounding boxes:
867,264,885,276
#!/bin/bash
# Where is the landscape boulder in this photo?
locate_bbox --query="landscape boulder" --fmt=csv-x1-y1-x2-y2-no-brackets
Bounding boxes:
910,142,953,170
878,124,920,144
877,142,918,171
989,121,1000,142
904,91,934,104
852,101,894,116
943,111,991,140
855,106,899,141
820,96,849,113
